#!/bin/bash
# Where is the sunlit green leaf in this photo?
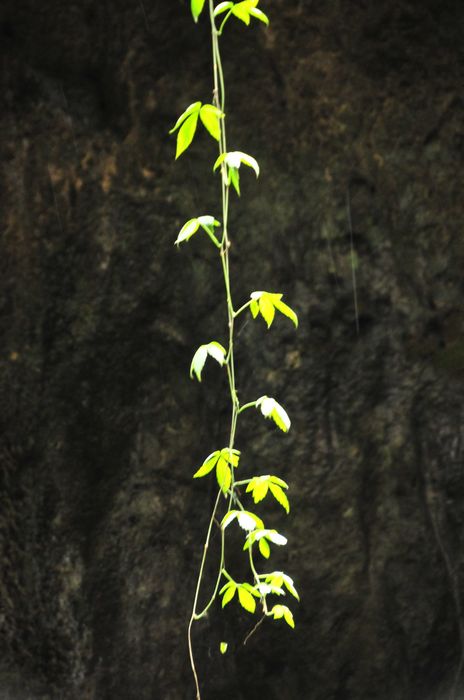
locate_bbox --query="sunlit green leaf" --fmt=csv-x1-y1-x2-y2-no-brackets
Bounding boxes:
176,112,199,158
221,583,236,607
259,537,270,558
246,476,269,504
273,299,298,328
270,476,289,489
241,582,261,597
216,457,231,493
193,450,220,478
259,295,275,328
249,7,269,24
213,153,227,171
238,586,256,613
220,641,228,654
175,218,200,245
270,604,294,628
237,151,260,177
214,1,234,17
221,447,240,467
169,101,201,134
250,299,259,318
237,511,263,531
265,571,299,601
256,395,291,432
249,291,298,328
269,483,290,513
190,345,208,382
190,342,226,381
199,104,224,141
191,0,206,22
229,167,240,196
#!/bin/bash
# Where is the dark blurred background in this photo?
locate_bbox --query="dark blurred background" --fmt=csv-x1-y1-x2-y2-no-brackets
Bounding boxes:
0,0,463,698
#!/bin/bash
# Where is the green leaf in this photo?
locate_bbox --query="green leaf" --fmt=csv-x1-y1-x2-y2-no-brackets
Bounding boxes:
237,511,263,531
232,3,251,24
270,476,289,489
265,571,300,601
221,447,240,467
176,111,199,159
221,583,236,607
189,345,208,382
273,299,298,328
246,476,270,504
249,6,269,24
222,510,264,531
269,483,290,514
241,582,261,597
169,102,202,134
238,586,256,613
220,641,228,654
264,530,287,546
216,457,232,493
190,342,227,381
259,295,275,328
214,2,234,17
271,604,294,628
191,0,206,22
213,153,227,171
229,167,240,195
259,537,270,558
193,450,220,478
175,218,200,245
256,396,291,432
237,151,260,177
175,216,220,246
250,299,259,318
199,104,224,141
249,291,298,328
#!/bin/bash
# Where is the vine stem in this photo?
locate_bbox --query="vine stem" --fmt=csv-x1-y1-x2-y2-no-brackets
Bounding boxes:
187,3,240,698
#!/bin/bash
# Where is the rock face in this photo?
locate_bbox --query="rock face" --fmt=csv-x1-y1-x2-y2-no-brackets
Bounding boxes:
1,1,463,698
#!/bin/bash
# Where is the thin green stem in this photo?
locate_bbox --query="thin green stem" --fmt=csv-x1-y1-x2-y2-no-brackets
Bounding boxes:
238,401,257,415
188,4,240,698
233,300,252,318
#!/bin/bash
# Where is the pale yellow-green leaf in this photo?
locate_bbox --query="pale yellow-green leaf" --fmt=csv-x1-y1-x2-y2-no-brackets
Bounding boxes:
190,345,208,381
259,294,275,328
273,299,298,328
246,476,269,503
175,218,200,245
176,112,199,159
237,511,260,531
213,152,228,171
229,167,240,196
216,457,231,493
199,104,224,141
270,475,289,489
214,2,233,17
169,101,201,134
259,537,270,559
220,641,228,654
191,0,206,22
284,608,295,628
269,483,290,513
206,341,227,366
221,447,240,467
250,299,259,318
238,586,256,613
221,584,236,607
193,451,220,478
249,7,269,24
237,151,260,177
